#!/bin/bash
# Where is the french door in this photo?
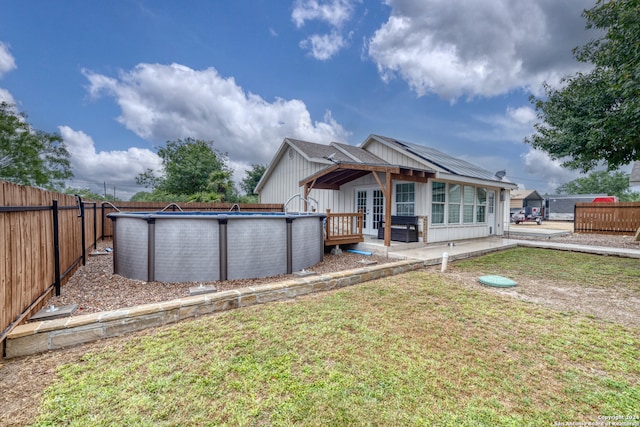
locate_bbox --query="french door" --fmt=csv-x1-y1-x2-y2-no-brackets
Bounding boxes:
356,188,384,235
487,190,496,234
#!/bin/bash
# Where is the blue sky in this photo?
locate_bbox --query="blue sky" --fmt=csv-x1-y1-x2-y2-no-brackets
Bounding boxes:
0,0,609,199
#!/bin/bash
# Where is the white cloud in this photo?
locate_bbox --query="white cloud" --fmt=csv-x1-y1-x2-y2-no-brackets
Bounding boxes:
60,126,163,199
83,62,349,177
292,0,355,28
506,106,537,126
300,30,348,61
292,0,357,60
0,88,15,105
0,42,16,77
455,105,537,144
368,0,596,101
521,148,581,193
0,41,17,105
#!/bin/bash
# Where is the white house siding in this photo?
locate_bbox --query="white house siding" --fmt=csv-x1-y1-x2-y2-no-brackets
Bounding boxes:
423,178,507,243
260,146,365,214
259,137,515,243
364,140,429,170
259,147,324,208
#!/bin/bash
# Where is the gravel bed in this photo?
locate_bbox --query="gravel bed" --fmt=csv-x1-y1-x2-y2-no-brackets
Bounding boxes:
47,241,391,316
513,231,640,249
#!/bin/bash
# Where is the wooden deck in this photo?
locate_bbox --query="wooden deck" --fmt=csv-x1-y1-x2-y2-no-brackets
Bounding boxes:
324,210,364,246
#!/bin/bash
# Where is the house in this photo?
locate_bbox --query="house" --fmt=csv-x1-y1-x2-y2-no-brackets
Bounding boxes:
631,161,640,187
509,189,545,218
255,134,518,246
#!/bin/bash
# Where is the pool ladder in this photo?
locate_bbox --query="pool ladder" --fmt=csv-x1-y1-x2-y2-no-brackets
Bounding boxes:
160,203,184,212
284,194,318,213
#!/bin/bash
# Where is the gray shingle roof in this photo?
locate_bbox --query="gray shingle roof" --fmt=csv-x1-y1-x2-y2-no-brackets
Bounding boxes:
287,138,389,165
331,142,388,164
286,138,352,162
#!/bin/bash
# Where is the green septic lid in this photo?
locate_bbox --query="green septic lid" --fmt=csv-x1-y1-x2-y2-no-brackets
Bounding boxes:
478,275,517,288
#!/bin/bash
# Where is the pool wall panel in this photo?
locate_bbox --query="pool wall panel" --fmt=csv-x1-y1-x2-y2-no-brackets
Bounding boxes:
292,217,324,272
115,217,148,282
226,218,287,280
154,219,219,282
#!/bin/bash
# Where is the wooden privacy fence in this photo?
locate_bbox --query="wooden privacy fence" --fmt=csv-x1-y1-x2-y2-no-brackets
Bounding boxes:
1,180,285,355
574,202,640,234
0,181,103,355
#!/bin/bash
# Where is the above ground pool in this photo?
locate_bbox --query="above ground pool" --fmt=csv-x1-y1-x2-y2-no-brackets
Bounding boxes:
107,212,325,282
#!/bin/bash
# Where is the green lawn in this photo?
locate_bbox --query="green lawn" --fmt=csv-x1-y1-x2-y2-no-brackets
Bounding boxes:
32,249,639,426
453,247,640,291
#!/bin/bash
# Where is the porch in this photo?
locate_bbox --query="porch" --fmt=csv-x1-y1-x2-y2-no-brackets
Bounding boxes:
324,210,426,252
302,162,435,247
324,210,364,246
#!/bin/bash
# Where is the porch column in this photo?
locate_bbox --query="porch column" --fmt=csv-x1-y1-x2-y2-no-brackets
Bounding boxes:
372,171,393,247
384,172,392,247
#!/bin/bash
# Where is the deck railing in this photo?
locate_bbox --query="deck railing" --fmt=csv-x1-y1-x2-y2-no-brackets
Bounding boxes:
325,209,364,246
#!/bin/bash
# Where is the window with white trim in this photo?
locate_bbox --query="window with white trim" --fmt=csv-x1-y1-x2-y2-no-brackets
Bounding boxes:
448,184,461,224
431,182,445,224
476,187,487,223
395,183,415,216
463,186,475,223
430,182,491,225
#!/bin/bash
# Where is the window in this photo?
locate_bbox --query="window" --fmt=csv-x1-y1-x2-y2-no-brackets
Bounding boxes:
447,184,461,224
431,182,445,224
395,183,415,216
431,182,491,225
476,188,487,223
463,186,475,223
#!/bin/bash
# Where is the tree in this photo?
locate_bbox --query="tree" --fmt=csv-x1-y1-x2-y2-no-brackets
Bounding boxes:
136,138,236,200
526,0,640,172
556,170,640,201
240,163,266,196
0,102,73,190
64,187,119,201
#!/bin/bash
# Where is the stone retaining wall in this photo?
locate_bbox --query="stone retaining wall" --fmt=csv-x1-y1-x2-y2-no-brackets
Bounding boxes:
6,259,424,358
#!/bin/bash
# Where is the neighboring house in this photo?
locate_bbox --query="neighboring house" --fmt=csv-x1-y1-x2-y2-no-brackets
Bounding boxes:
509,189,545,218
631,161,640,187
255,134,518,245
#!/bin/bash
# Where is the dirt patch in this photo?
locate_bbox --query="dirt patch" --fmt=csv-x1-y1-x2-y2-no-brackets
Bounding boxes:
439,268,640,328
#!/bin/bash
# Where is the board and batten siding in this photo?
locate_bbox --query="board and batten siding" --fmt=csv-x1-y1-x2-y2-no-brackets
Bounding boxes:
364,139,429,170
425,179,509,243
259,147,319,206
259,147,351,213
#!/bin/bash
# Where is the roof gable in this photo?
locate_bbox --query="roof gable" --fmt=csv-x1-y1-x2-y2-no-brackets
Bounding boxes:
510,189,544,200
255,138,383,193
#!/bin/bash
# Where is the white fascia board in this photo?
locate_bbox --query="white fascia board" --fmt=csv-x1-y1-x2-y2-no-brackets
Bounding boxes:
435,172,519,189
